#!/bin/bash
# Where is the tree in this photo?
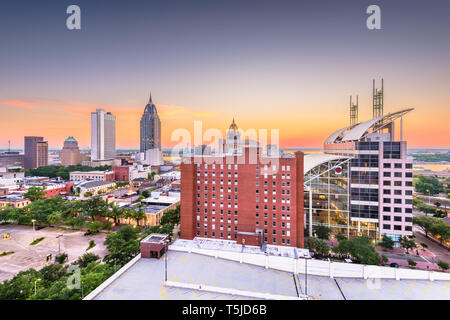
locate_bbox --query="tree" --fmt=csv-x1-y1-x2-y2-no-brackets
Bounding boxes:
381,254,388,265
437,260,449,271
429,223,450,245
82,197,108,221
24,186,46,201
46,211,63,226
413,215,441,238
314,225,331,240
413,175,441,195
87,221,102,233
103,225,140,266
56,253,68,264
132,207,147,226
400,236,417,253
333,237,380,265
407,258,417,267
83,191,93,197
74,253,100,268
379,235,395,250
107,202,123,225
306,237,330,257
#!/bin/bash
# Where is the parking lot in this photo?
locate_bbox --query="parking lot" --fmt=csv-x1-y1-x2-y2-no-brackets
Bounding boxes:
93,250,450,300
0,224,108,282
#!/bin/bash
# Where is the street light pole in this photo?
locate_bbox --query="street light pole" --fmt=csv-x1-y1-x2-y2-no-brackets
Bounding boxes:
34,278,41,295
164,240,168,282
56,234,63,255
31,219,36,241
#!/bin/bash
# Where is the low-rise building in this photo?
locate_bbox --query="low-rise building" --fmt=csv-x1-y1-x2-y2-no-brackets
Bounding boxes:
0,197,31,208
70,171,114,182
76,180,116,197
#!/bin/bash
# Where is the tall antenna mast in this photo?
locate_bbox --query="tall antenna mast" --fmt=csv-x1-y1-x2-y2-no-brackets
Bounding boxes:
350,95,358,127
373,78,384,119
8,140,10,152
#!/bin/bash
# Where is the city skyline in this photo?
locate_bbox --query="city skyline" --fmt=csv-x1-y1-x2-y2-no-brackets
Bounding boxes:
1,0,449,149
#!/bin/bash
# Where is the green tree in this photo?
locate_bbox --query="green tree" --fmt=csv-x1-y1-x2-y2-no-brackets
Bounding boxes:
103,225,140,266
429,223,450,245
107,202,123,225
74,253,100,268
24,186,46,201
379,235,395,250
333,237,380,265
413,215,442,238
82,197,108,221
413,175,441,195
400,236,417,253
407,258,417,267
87,221,102,233
314,225,331,240
56,253,68,264
437,260,449,271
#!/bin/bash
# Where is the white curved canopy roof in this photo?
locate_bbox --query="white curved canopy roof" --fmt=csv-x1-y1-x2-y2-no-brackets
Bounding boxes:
324,126,350,144
304,153,349,174
341,116,383,142
325,108,414,144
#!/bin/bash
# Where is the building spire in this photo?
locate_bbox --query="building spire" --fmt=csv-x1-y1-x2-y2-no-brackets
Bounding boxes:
149,91,152,104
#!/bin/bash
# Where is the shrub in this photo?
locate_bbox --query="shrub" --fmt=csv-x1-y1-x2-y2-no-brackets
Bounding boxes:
102,221,113,230
30,237,45,245
0,251,14,257
407,258,417,267
437,260,449,270
56,253,68,264
420,242,428,249
87,221,102,233
86,240,96,251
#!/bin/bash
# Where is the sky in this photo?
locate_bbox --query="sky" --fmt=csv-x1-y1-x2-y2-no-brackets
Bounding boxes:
0,0,449,150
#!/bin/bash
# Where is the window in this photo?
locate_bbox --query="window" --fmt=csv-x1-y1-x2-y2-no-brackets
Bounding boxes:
383,215,391,221
383,172,391,177
383,224,391,230
394,216,402,222
394,172,402,178
383,163,391,168
394,199,402,204
394,225,402,231
394,163,402,169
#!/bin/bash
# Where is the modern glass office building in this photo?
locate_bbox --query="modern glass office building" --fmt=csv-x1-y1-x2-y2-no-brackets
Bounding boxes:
304,108,414,244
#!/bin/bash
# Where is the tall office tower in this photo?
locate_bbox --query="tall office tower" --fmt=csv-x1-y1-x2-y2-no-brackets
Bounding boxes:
61,136,83,166
321,86,414,246
180,144,305,248
91,109,116,161
24,136,48,169
140,93,161,152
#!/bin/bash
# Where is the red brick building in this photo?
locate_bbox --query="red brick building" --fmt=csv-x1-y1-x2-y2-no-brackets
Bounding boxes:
180,146,304,248
112,165,130,181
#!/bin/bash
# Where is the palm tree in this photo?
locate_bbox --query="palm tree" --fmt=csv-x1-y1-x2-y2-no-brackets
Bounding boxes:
108,202,123,225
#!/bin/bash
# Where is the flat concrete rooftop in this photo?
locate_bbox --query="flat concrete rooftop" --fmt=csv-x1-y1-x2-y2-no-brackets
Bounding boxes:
92,250,450,300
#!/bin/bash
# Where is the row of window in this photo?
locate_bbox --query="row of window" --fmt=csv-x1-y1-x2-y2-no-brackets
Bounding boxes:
256,188,291,195
383,215,413,222
382,171,413,178
383,207,413,213
255,196,291,204
383,198,413,205
195,231,292,245
256,212,291,220
196,164,292,171
383,180,413,187
383,225,412,231
383,189,413,196
383,163,413,169
255,204,291,212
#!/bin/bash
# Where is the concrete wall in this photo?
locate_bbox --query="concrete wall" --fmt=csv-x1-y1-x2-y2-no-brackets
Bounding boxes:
169,245,450,281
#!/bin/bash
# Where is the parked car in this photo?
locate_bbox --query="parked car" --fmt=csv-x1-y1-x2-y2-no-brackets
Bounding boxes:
390,262,399,268
84,230,92,236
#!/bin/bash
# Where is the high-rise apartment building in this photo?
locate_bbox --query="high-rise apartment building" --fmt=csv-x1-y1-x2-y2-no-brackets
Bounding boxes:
180,145,305,248
91,109,116,161
24,136,48,169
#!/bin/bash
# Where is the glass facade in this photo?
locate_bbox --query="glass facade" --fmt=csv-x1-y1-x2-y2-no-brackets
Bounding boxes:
304,159,351,237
